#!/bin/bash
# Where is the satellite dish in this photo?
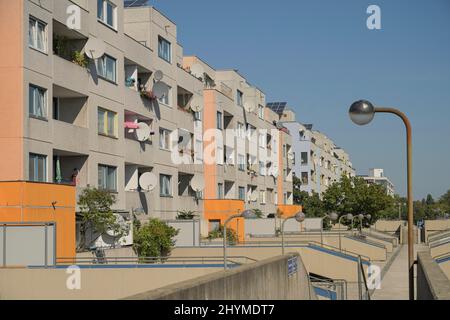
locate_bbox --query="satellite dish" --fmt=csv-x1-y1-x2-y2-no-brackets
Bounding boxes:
135,122,151,142
251,193,258,202
276,122,285,130
288,152,295,160
106,214,128,237
152,81,168,100
244,101,256,113
84,37,106,59
190,63,204,78
190,176,205,192
139,172,157,192
190,96,203,112
154,70,164,82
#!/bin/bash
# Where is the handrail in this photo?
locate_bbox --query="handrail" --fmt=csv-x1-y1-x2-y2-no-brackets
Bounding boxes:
56,255,258,265
429,237,450,249
358,256,371,300
427,228,450,242
309,275,348,300
361,231,396,243
434,252,450,263
345,235,387,249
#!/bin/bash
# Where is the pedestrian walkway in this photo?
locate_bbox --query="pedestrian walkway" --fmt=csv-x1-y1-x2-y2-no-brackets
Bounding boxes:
372,244,428,300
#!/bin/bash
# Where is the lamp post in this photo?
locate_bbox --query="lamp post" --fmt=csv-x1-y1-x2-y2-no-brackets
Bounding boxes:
281,211,306,254
320,212,338,246
338,213,353,251
349,100,414,300
223,209,256,270
351,214,365,235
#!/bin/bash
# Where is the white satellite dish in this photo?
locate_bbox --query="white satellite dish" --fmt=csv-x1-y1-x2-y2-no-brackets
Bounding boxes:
276,122,285,130
190,96,203,112
244,101,256,113
84,37,106,59
288,151,295,160
139,172,157,192
190,63,204,78
135,122,151,142
152,81,168,100
190,176,205,192
154,70,164,82
106,214,128,237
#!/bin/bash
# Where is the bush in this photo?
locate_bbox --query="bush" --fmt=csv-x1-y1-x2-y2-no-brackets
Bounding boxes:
133,219,179,263
207,226,238,245
176,210,197,220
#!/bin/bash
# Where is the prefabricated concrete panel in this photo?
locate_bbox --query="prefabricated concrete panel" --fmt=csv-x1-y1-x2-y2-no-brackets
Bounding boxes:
245,219,276,237
0,223,55,267
167,220,200,247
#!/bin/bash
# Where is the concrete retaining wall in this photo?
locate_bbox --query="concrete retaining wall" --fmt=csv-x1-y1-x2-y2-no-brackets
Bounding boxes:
417,251,450,300
125,253,316,300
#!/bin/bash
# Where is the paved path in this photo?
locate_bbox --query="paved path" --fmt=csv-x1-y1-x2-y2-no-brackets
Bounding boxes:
372,244,428,300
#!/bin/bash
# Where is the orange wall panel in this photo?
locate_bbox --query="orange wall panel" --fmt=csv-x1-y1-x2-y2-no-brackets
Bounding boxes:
204,199,245,242
203,90,218,200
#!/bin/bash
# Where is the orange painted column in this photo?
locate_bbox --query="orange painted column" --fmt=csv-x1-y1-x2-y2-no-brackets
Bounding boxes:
277,131,284,205
203,90,218,199
203,199,245,242
0,0,25,181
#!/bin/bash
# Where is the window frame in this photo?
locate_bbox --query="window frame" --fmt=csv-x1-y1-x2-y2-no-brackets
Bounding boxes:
236,90,243,107
97,54,117,83
28,16,47,53
97,107,117,138
238,186,246,201
159,174,172,197
97,0,117,30
158,36,172,63
29,84,48,119
29,153,47,182
216,111,223,130
98,164,117,192
159,128,172,151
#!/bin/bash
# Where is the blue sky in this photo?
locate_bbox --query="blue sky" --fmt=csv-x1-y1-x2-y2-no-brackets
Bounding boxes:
149,0,450,200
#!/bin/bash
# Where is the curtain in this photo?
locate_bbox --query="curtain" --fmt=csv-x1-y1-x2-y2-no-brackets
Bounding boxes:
29,19,35,47
37,22,45,51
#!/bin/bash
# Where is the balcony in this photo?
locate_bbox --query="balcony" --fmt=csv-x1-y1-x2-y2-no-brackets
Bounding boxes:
52,120,89,155
53,0,89,37
53,54,89,97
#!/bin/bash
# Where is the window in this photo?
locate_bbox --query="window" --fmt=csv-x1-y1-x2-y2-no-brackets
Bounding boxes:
160,174,172,196
98,108,117,137
159,128,171,150
282,145,287,158
259,161,266,176
29,85,47,118
301,152,308,165
258,105,264,119
158,36,171,63
301,172,309,185
29,16,47,52
209,220,221,232
97,55,117,83
195,139,203,161
98,164,117,192
247,124,256,140
97,0,116,29
29,153,46,182
236,90,243,107
238,154,245,171
260,190,266,205
237,122,245,138
274,192,278,205
258,133,266,147
217,183,224,199
283,193,288,205
238,187,246,201
217,111,223,130
158,84,171,106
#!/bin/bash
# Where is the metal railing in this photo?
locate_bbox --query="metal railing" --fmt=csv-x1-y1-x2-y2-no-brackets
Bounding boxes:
310,275,348,300
357,255,371,300
56,255,257,266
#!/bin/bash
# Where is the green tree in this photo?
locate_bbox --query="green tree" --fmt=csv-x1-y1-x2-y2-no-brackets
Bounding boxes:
293,177,325,217
133,219,179,262
77,188,122,252
322,175,393,225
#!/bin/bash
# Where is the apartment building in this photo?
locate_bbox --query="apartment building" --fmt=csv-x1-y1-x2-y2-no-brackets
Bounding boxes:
360,168,395,197
183,57,296,229
0,0,204,231
282,116,355,197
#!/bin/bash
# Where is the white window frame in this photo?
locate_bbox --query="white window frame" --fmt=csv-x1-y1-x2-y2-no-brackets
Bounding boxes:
160,174,172,197
97,0,117,30
97,107,117,138
98,164,117,192
157,84,172,106
258,104,264,119
29,84,47,119
236,90,243,107
238,186,246,201
159,128,172,150
97,54,117,83
158,36,172,63
237,122,245,139
29,153,47,182
29,16,47,53
238,154,245,171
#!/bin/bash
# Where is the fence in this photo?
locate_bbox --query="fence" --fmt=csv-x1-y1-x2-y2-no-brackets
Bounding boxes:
1,222,56,267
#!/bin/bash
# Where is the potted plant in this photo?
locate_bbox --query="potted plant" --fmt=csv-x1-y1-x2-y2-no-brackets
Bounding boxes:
72,51,88,68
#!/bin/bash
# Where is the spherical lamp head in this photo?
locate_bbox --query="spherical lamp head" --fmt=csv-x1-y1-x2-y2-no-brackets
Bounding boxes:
349,100,375,126
295,212,306,223
329,212,338,221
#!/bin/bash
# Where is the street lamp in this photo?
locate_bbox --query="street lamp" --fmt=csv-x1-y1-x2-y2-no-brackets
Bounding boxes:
320,212,338,246
223,209,256,270
281,211,306,254
349,99,414,300
338,213,353,251
351,214,365,234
